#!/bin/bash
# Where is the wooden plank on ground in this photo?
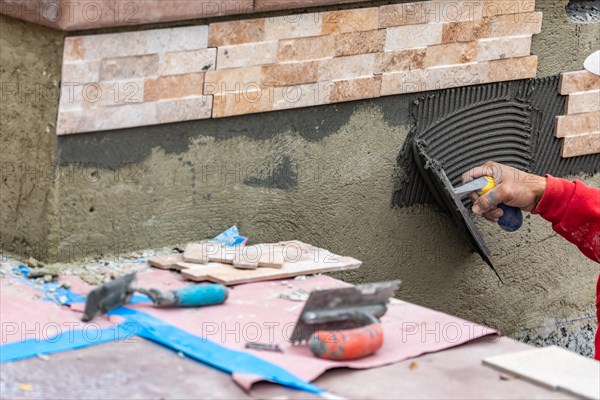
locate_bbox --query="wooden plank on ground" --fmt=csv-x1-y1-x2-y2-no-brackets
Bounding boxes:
483,346,600,400
178,241,361,285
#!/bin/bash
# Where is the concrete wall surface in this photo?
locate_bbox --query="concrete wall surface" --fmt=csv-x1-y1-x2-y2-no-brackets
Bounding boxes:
0,0,598,355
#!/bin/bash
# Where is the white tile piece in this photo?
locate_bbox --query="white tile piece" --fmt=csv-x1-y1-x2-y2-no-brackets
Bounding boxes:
477,35,532,62
385,23,444,51
145,26,209,54
217,41,278,69
483,346,600,400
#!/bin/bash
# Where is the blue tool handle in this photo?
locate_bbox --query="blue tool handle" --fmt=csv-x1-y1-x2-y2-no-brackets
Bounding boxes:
174,284,228,307
497,204,523,232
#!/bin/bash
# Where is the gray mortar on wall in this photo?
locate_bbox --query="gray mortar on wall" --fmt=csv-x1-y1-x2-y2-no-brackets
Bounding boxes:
0,0,598,357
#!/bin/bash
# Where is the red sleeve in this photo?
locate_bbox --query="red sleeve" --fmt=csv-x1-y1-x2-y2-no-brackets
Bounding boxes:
532,175,600,263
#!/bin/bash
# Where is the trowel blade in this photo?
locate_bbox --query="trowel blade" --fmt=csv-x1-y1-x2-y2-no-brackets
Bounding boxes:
82,273,137,322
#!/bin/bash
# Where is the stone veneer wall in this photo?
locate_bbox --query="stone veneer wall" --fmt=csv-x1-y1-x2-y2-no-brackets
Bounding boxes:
56,1,542,134
556,70,600,158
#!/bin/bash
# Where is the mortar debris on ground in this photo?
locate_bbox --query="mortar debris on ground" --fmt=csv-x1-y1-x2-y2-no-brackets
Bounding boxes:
0,243,199,286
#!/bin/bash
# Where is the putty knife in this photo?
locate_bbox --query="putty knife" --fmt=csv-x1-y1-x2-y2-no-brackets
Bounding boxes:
82,272,228,322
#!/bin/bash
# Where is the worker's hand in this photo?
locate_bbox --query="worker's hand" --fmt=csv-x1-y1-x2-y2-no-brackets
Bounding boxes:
461,162,547,222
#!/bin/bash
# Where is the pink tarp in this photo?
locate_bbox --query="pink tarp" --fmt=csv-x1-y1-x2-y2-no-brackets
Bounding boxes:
2,269,497,390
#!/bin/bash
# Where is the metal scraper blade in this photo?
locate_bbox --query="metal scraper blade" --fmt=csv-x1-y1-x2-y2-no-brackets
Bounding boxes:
82,273,137,322
411,139,503,282
290,280,401,344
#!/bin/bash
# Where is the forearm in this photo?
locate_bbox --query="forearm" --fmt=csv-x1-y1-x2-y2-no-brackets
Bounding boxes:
532,175,600,263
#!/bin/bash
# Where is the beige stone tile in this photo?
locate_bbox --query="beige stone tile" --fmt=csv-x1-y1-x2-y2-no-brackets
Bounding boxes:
63,37,85,61
81,31,149,60
262,61,320,86
561,132,600,158
217,41,278,69
212,87,274,118
330,76,381,103
442,18,492,43
204,66,265,95
264,12,322,40
208,18,265,46
380,1,526,28
318,54,376,82
488,55,538,82
565,90,600,115
144,73,205,102
380,69,426,96
482,0,536,16
61,61,100,83
425,62,489,91
559,70,600,95
212,81,334,117
93,80,145,108
385,23,444,51
555,112,600,138
160,48,216,75
379,2,429,28
57,102,158,135
145,26,210,54
490,12,543,37
156,95,213,124
477,35,531,62
375,49,427,74
100,54,159,81
277,35,336,63
321,8,379,35
424,41,477,68
335,30,386,57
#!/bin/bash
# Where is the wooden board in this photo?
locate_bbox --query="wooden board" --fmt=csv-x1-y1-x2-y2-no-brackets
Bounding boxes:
176,241,361,285
483,346,600,400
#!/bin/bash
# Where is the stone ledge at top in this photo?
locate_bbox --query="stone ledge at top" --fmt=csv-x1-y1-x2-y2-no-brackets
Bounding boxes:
0,0,367,31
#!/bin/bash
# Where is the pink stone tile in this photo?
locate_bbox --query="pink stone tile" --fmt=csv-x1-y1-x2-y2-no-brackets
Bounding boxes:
63,37,85,61
321,8,379,35
144,73,205,101
159,48,216,75
559,70,600,95
476,35,531,62
565,90,600,115
375,49,427,74
318,54,376,82
329,76,381,103
379,2,430,28
385,23,444,51
555,112,600,138
156,95,213,124
482,0,536,17
380,1,498,27
217,41,278,69
380,69,426,96
264,12,322,40
425,62,489,91
212,87,274,118
208,18,265,46
424,41,477,68
277,35,336,63
335,30,386,57
100,55,159,80
487,55,537,82
561,132,600,158
271,82,334,110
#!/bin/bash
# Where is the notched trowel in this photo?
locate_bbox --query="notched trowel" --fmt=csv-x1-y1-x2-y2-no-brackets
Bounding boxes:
411,139,503,282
